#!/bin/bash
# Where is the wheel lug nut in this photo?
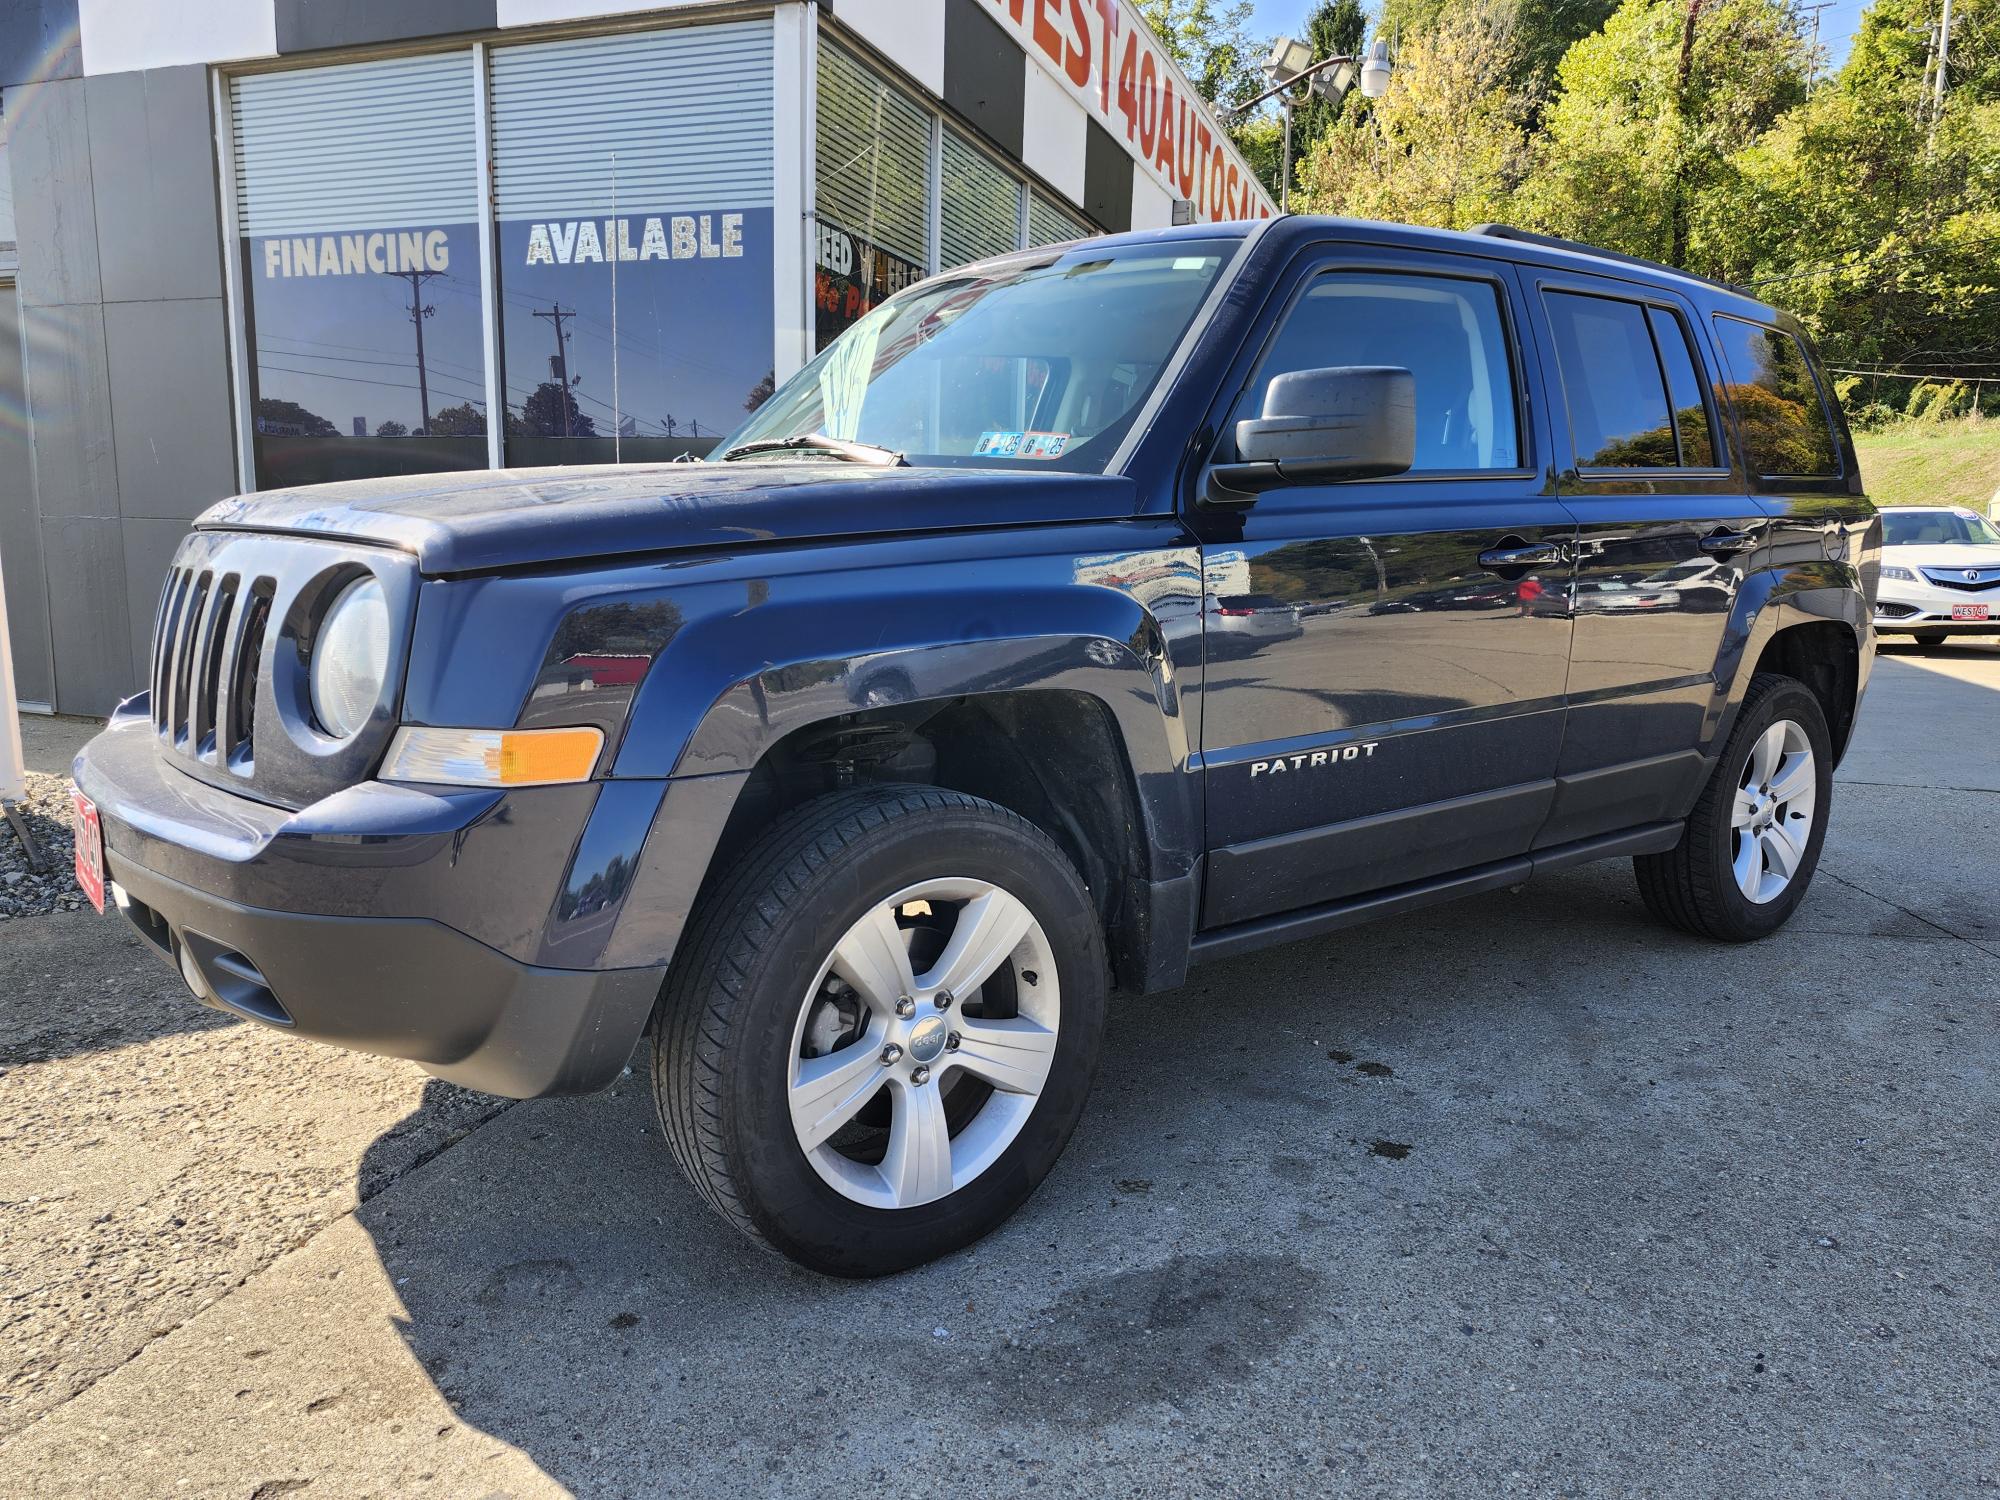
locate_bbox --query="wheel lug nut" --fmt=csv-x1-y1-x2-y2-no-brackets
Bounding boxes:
946,1031,961,1052
911,1065,931,1085
880,1043,903,1065
894,996,915,1018
935,989,953,1010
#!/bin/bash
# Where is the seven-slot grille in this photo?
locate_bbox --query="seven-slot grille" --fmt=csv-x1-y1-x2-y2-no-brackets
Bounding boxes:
150,562,273,773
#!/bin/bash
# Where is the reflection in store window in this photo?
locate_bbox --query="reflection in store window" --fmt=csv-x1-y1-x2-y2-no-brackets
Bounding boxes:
490,24,777,463
232,54,488,489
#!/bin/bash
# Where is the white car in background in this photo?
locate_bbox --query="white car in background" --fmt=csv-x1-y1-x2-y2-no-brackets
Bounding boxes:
1872,505,2000,645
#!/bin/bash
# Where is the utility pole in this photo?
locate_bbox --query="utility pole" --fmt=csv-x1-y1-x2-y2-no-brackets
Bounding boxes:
532,304,576,437
1935,0,1953,114
382,269,441,433
1798,1,1834,91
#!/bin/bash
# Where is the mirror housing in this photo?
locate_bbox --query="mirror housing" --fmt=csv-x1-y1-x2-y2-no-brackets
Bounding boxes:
1204,365,1416,506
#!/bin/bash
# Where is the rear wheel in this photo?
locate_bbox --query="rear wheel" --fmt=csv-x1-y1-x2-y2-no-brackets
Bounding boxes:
1635,673,1833,941
652,785,1106,1277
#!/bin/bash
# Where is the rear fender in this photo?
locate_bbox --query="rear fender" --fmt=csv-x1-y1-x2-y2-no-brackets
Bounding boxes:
1704,558,1870,754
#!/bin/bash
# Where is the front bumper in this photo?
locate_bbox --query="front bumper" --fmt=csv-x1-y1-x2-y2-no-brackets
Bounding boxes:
73,709,665,1097
1875,582,2000,633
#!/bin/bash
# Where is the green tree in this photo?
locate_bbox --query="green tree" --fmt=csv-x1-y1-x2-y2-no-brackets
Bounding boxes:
373,419,409,438
1377,0,1619,90
1297,4,1531,230
1289,0,1371,149
427,401,486,436
521,381,597,438
253,398,336,437
1693,0,2000,380
1523,0,1810,267
1136,0,1265,108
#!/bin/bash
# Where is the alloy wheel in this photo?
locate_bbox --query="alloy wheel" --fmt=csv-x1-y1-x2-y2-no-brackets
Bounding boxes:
1730,719,1816,904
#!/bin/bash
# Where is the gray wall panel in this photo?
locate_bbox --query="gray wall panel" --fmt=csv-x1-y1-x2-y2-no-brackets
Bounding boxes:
6,77,100,308
120,516,186,688
40,513,131,714
87,66,225,304
942,0,1023,161
105,297,237,520
20,297,115,519
0,280,53,706
0,0,80,89
276,0,496,54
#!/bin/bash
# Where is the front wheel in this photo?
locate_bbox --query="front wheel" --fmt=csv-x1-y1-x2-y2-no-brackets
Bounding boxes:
1635,672,1834,942
652,785,1106,1277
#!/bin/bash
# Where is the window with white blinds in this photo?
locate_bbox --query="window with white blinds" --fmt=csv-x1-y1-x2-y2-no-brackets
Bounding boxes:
231,54,477,237
939,128,1022,271
815,40,932,268
229,52,487,490
489,20,776,465
489,22,773,221
1026,192,1093,250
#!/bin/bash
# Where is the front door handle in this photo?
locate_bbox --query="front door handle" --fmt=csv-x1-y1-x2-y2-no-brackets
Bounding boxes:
1478,542,1563,571
1699,530,1752,556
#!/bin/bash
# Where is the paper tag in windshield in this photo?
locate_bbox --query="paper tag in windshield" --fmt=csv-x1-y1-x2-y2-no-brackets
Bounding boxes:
974,430,1070,460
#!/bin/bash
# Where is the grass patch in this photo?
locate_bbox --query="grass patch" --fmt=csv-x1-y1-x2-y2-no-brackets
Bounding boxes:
1852,419,2000,509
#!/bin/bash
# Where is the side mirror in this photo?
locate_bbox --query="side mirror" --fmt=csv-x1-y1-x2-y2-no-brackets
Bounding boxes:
1204,365,1416,506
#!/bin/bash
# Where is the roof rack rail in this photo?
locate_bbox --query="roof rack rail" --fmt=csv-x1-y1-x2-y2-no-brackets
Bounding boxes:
1468,223,1742,294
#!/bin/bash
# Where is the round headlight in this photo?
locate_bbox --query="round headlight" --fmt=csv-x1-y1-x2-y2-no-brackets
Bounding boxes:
310,576,390,739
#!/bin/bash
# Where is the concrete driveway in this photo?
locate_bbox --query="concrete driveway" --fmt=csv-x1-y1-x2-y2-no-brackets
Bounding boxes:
3,641,1995,1498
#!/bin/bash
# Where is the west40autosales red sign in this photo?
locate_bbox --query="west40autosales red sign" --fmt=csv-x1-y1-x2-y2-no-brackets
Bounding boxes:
985,0,1276,224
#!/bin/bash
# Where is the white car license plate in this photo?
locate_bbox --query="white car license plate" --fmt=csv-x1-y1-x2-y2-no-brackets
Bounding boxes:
1951,604,1990,621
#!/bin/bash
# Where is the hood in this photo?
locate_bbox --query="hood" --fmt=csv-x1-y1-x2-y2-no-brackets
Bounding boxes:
1884,543,2000,570
195,462,1144,574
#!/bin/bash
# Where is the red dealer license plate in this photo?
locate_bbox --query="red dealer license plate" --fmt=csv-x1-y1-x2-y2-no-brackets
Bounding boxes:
71,788,105,914
1952,604,1990,621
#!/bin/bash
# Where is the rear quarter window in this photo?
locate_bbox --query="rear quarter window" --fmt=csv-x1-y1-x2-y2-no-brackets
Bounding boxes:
1711,316,1840,477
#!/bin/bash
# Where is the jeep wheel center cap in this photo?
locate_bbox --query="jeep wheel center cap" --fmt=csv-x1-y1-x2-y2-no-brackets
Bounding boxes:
907,1014,949,1064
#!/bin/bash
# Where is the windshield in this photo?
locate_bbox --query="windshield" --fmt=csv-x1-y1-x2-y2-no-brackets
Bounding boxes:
1882,509,2000,547
716,239,1238,474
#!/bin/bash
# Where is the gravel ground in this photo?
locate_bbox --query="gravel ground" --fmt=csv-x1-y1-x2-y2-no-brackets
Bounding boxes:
0,772,80,922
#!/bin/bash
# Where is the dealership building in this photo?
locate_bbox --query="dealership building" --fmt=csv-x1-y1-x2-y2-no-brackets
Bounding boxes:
0,0,1271,716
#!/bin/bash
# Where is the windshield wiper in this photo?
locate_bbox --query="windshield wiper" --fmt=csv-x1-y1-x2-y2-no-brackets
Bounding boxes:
717,433,907,466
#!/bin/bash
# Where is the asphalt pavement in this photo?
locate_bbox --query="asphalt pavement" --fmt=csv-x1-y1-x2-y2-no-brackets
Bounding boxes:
2,640,1995,1498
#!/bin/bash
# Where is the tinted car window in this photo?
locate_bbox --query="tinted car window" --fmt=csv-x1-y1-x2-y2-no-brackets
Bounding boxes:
1881,509,2000,546
1544,292,1674,467
1240,272,1520,472
1648,306,1717,466
1712,316,1839,476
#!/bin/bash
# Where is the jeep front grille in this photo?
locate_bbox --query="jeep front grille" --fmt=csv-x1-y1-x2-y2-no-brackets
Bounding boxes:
151,563,272,773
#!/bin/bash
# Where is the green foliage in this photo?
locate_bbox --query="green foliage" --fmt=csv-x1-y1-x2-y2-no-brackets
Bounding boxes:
1523,0,1810,267
1288,0,1371,149
426,402,486,437
1135,0,1265,109
1297,4,1531,229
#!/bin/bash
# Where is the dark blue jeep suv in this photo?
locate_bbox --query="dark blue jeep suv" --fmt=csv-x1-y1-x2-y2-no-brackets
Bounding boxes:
72,217,1876,1275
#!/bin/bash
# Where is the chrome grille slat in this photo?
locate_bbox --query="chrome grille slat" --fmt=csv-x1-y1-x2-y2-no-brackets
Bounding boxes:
167,571,211,744
146,532,413,808
1921,567,2000,593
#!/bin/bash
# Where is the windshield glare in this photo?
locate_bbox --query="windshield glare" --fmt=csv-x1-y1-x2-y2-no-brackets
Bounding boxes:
1882,509,2000,547
717,240,1237,473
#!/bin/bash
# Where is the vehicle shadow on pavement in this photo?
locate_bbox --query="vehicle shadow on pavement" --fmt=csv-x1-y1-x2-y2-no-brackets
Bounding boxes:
351,856,2000,1496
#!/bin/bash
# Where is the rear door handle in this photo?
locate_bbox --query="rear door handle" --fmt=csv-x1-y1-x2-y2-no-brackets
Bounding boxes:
1478,542,1564,571
1699,530,1752,556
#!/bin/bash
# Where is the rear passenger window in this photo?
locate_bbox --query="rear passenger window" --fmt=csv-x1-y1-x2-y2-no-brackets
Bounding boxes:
1711,316,1839,476
1240,272,1520,472
1544,293,1674,467
1543,290,1720,471
1647,307,1716,466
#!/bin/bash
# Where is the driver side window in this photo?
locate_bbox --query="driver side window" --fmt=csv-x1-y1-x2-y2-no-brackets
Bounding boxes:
1237,270,1522,473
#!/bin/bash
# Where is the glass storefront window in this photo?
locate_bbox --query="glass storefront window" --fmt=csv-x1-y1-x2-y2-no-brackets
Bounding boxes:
489,23,776,464
814,41,932,348
1026,191,1092,250
232,55,488,489
939,127,1020,270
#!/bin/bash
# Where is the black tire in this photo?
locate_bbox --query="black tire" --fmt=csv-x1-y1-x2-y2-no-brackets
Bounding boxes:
651,784,1107,1277
1634,672,1834,942
1912,632,1946,647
